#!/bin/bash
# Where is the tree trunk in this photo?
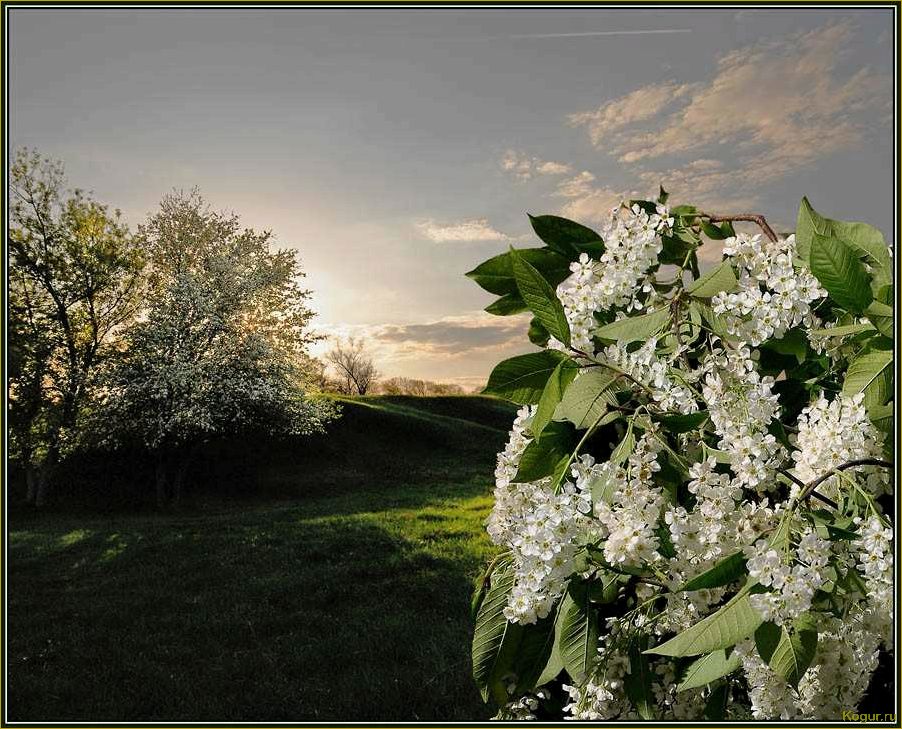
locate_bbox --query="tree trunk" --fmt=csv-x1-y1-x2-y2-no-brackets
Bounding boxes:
34,464,52,508
171,455,189,507
155,456,169,510
25,463,37,504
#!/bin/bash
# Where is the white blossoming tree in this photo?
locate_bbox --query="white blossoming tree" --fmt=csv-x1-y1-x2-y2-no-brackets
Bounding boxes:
99,190,338,507
467,191,894,720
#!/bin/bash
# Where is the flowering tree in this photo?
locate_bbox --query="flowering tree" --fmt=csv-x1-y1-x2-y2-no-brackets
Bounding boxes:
467,192,893,720
100,190,338,506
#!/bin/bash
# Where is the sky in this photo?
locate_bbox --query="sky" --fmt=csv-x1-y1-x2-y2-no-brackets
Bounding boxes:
8,7,895,389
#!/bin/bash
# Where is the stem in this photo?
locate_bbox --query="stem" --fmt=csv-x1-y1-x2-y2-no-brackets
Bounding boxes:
799,459,892,502
700,212,779,243
779,469,839,509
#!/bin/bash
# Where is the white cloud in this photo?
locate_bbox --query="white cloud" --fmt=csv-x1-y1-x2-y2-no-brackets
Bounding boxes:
501,149,573,180
570,22,890,199
416,218,512,242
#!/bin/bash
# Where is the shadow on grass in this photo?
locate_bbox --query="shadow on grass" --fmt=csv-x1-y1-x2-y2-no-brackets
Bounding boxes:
9,502,496,721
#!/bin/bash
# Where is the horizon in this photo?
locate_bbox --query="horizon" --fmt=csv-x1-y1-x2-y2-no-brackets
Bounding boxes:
9,6,895,389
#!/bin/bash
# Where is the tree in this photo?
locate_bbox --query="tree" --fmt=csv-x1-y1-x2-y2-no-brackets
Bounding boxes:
101,190,337,507
8,149,146,505
325,337,379,395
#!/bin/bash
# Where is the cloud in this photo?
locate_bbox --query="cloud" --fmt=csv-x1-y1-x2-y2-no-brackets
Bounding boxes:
416,218,512,242
313,313,533,385
570,21,890,201
501,149,573,180
551,171,635,224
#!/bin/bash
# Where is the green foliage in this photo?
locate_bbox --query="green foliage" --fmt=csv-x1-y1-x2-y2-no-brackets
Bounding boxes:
510,247,571,346
677,649,742,692
557,581,599,684
646,583,766,657
484,350,570,404
528,214,604,257
514,422,574,483
555,368,619,429
593,308,670,343
686,260,738,298
809,233,873,313
466,248,571,296
754,617,818,688
531,360,580,437
679,552,748,592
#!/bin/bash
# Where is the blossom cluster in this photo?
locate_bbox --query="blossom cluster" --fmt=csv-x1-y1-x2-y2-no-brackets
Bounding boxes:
701,343,784,491
711,233,826,346
602,339,697,415
790,392,890,500
556,204,672,350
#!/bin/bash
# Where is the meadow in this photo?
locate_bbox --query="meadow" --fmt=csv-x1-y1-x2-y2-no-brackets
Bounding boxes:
7,396,515,722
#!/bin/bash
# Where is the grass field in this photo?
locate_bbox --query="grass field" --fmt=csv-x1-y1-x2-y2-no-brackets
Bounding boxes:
7,396,516,722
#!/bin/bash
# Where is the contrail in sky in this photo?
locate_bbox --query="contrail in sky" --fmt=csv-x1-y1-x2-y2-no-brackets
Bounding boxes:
508,29,693,39
449,28,693,41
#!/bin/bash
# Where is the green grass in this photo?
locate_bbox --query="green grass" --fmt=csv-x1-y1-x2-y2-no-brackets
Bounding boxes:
8,395,515,722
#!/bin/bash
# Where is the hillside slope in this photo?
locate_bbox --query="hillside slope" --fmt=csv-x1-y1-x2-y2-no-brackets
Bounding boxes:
8,396,516,722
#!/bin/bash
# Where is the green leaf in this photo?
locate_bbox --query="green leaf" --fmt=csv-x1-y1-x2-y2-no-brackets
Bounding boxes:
677,648,742,692
466,248,572,296
865,300,894,339
485,292,528,316
610,420,635,465
514,421,574,483
593,308,671,343
511,247,571,346
755,618,817,688
511,611,559,696
484,350,569,404
809,233,872,313
654,411,708,433
687,260,738,298
472,564,522,703
679,552,748,592
528,214,604,257
700,220,729,240
868,402,893,434
796,197,891,283
557,581,599,683
808,322,876,338
842,342,892,412
645,583,765,657
761,328,809,364
556,368,620,429
531,360,579,437
527,317,550,348
625,640,656,719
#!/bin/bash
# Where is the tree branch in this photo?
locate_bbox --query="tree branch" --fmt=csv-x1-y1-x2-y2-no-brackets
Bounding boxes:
800,459,893,502
701,213,779,243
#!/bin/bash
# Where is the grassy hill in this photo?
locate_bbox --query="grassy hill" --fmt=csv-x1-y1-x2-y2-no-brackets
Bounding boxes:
7,396,516,722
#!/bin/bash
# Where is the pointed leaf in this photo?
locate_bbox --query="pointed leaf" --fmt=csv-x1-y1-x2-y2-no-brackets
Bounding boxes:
511,247,571,346
625,640,656,719
514,421,574,483
645,583,765,657
485,292,528,316
466,248,571,296
531,360,579,437
558,581,599,683
484,350,569,404
677,649,742,692
528,214,603,257
843,343,892,412
557,368,620,429
679,551,748,592
593,308,671,343
472,565,523,703
687,260,738,298
809,233,872,313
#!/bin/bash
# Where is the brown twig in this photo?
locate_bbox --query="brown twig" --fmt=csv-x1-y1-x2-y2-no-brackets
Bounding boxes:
701,213,779,243
800,459,893,502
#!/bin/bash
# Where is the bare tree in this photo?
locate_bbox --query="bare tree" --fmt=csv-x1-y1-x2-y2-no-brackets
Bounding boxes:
325,337,379,395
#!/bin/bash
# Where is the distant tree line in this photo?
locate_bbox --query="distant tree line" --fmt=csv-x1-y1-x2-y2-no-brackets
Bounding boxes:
8,150,338,507
319,337,467,396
